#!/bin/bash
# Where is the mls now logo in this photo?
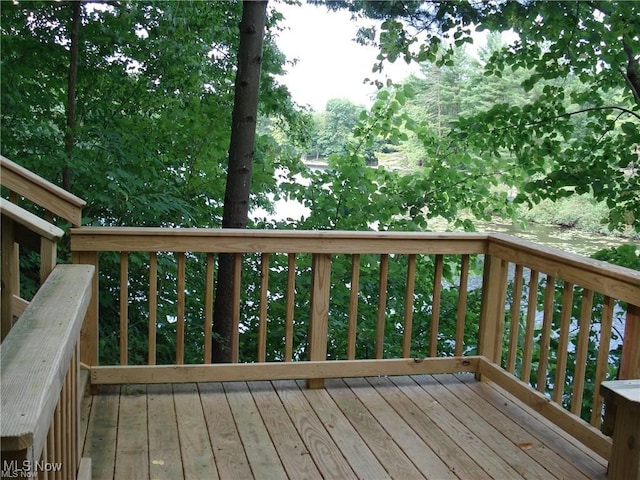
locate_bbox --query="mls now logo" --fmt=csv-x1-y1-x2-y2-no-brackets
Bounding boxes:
1,460,62,478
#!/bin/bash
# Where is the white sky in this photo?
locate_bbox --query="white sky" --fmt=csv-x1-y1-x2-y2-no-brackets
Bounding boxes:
271,1,419,111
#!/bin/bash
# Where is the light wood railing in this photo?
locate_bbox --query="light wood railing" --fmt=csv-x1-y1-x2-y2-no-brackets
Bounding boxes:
0,156,85,227
1,156,86,340
70,228,640,463
1,265,94,480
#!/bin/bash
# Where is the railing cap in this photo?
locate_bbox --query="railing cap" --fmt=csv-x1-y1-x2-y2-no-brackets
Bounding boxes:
1,198,64,241
0,265,94,454
1,156,85,226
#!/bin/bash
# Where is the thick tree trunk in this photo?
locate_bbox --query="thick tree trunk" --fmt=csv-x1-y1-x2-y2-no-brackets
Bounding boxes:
64,0,81,191
212,0,268,363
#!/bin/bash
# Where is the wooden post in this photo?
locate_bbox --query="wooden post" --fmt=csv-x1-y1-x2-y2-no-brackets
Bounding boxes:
73,251,99,367
1,216,15,340
620,304,640,380
40,237,57,283
600,380,640,480
307,253,331,389
478,255,508,366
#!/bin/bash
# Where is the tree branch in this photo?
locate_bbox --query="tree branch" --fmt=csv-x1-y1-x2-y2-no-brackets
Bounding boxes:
523,105,640,128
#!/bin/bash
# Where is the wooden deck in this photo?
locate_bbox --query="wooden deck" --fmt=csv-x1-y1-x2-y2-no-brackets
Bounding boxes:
82,373,608,480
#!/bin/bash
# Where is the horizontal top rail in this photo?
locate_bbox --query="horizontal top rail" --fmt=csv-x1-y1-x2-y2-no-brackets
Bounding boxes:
1,156,86,226
70,227,491,254
489,233,640,305
0,265,94,455
1,198,64,241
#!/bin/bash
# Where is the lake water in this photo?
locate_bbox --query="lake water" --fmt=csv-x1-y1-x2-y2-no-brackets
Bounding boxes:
257,195,636,258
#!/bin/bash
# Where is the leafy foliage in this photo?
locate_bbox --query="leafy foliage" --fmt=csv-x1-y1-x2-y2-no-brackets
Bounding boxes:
316,0,640,232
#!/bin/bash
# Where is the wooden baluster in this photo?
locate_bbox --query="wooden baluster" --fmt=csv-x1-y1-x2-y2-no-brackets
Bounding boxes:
47,413,55,480
54,401,62,480
40,237,57,283
429,254,443,357
375,254,389,359
9,192,20,321
307,253,331,388
73,251,99,367
204,253,214,364
455,254,470,357
74,342,81,473
402,254,416,358
572,288,593,416
537,275,556,393
41,434,49,480
620,304,640,379
62,370,73,478
478,255,508,365
176,252,185,365
521,270,539,384
347,254,360,360
231,253,242,363
1,215,15,340
148,252,157,365
258,253,269,363
120,252,129,366
506,264,524,373
284,253,296,362
553,282,574,403
591,295,614,427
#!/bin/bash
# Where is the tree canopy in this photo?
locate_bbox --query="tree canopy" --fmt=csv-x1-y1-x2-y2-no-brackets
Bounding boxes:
316,0,640,232
1,0,302,228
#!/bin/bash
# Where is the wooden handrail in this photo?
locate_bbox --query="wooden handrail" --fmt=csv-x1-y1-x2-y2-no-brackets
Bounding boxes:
488,233,640,305
1,156,85,226
1,200,66,340
1,265,94,478
1,199,65,241
70,227,490,254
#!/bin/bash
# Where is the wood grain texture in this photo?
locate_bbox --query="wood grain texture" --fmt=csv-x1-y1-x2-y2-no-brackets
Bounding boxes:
82,373,608,479
90,357,479,384
1,155,85,225
1,265,93,459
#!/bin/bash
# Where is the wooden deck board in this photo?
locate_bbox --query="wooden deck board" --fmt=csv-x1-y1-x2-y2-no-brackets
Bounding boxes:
82,374,608,480
224,381,287,479
147,384,183,480
83,385,119,480
375,375,508,479
407,374,554,480
344,377,458,480
114,385,148,480
292,379,389,479
275,379,357,479
173,383,218,479
325,378,427,479
455,374,608,479
198,382,253,479
247,381,322,479
443,374,594,480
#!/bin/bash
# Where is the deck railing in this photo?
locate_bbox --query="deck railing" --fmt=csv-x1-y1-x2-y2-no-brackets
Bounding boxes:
1,265,94,480
70,227,640,461
0,156,85,340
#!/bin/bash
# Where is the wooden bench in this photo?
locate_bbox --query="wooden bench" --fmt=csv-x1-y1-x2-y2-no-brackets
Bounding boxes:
601,379,640,480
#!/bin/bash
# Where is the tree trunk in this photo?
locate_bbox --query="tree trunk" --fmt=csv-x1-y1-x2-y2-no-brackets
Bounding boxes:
64,0,81,191
212,0,268,363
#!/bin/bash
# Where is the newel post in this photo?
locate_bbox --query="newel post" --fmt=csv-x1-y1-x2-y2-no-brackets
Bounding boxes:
72,250,99,367
478,254,508,366
597,306,640,480
620,304,640,380
307,253,331,389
